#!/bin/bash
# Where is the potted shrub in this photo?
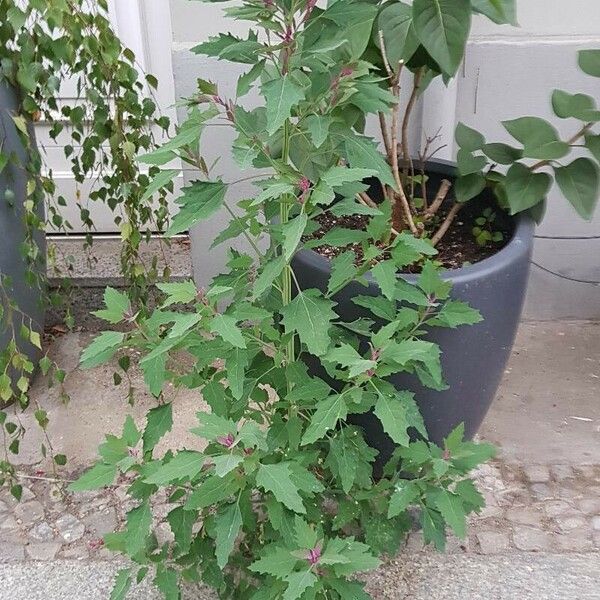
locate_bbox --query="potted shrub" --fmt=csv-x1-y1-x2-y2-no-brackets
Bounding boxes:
71,0,600,597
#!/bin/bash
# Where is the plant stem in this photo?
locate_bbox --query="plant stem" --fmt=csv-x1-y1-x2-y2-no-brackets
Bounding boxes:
280,118,295,364
431,202,462,246
531,123,594,170
389,64,418,236
425,179,452,218
401,67,424,197
378,112,392,161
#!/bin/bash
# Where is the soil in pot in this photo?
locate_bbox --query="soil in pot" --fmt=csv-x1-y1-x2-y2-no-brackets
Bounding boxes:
303,177,514,272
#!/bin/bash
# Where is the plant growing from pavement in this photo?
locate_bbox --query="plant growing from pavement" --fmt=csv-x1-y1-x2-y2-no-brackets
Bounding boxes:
68,0,506,598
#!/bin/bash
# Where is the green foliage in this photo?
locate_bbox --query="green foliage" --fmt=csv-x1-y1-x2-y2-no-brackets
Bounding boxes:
455,49,600,221
66,2,600,600
0,0,176,481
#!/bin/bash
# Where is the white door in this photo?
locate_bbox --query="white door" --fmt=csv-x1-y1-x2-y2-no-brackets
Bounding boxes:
43,0,180,234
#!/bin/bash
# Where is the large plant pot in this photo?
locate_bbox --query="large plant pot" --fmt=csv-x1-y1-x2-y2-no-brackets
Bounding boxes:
0,82,46,396
292,160,534,466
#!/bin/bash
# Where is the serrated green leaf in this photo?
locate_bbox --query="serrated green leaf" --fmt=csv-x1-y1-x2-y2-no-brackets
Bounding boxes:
326,344,375,378
321,166,376,188
388,481,420,518
142,404,173,455
125,502,152,555
432,301,483,328
282,214,308,261
253,255,286,298
156,280,198,307
212,454,244,477
262,74,305,135
294,516,318,549
167,506,196,554
145,451,204,484
421,507,446,550
372,383,411,446
237,59,265,97
214,500,243,568
140,169,179,202
110,569,132,600
433,490,467,538
184,473,240,510
283,571,317,600
327,251,358,296
249,544,298,578
304,114,331,149
166,181,227,236
280,289,336,356
256,462,305,514
371,260,397,301
69,462,117,491
80,331,124,369
301,394,348,446
210,314,246,348
93,287,130,324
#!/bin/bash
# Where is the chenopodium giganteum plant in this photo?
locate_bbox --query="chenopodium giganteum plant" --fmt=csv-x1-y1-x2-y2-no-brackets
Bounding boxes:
67,0,511,598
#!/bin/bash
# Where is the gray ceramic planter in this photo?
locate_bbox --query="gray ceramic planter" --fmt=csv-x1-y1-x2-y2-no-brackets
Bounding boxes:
292,160,534,466
0,83,46,394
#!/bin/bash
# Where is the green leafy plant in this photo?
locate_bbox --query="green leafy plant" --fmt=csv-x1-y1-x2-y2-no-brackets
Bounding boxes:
0,0,174,485
471,208,503,247
68,0,505,597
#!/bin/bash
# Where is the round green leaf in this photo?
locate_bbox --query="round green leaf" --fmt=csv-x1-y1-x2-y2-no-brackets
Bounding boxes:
554,157,600,220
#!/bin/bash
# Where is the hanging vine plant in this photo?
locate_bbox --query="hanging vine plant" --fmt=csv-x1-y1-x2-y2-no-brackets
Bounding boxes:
0,0,174,491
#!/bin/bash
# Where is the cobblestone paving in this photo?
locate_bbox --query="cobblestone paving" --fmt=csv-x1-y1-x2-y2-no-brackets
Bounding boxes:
0,460,599,562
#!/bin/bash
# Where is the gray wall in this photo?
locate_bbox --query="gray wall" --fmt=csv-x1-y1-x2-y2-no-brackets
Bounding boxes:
169,0,600,320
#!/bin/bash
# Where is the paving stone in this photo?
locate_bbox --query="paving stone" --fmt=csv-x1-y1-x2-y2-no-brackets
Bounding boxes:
505,506,544,527
155,522,174,545
513,527,555,552
523,465,550,483
591,516,600,531
13,500,44,526
530,483,554,501
554,515,587,532
551,465,575,481
26,542,62,560
82,507,117,537
554,529,593,552
0,515,19,533
543,500,576,518
55,514,85,543
0,541,25,561
476,530,510,554
578,498,600,513
60,545,90,560
29,521,56,542
574,465,599,480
